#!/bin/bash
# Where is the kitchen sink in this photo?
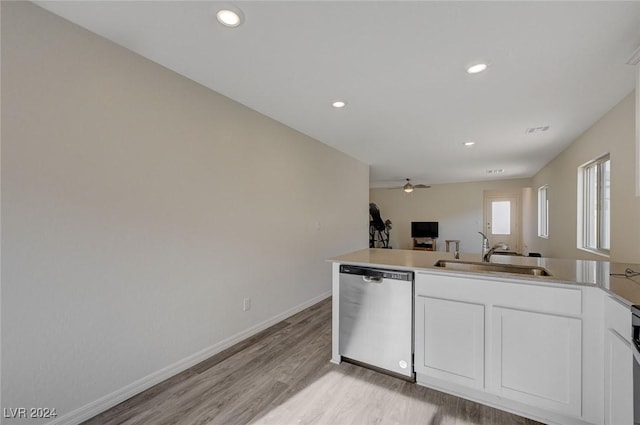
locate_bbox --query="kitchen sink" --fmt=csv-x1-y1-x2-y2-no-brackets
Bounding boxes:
433,260,552,277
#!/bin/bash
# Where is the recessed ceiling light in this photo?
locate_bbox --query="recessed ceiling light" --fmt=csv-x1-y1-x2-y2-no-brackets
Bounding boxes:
463,141,475,147
216,9,243,27
332,100,347,108
467,63,488,74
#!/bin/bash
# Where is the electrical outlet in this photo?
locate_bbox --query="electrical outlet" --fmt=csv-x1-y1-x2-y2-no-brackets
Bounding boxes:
243,297,251,311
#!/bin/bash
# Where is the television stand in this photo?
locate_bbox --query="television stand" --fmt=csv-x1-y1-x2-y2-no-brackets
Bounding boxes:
413,237,436,251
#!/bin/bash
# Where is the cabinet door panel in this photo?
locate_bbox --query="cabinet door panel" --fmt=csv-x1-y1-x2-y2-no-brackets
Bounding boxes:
492,307,581,417
415,296,485,389
604,329,633,424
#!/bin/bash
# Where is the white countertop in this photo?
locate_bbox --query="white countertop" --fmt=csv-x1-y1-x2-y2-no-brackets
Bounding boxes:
330,248,640,306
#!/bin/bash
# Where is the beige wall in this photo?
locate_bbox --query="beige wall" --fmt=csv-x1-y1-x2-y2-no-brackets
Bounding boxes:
1,3,368,423
370,179,531,254
525,92,639,263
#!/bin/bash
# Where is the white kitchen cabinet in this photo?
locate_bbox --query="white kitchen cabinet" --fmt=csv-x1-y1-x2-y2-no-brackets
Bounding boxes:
415,295,485,389
604,296,633,425
491,307,582,417
415,272,586,424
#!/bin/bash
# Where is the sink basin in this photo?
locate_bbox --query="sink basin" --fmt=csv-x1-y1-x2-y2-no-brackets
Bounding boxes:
433,260,552,277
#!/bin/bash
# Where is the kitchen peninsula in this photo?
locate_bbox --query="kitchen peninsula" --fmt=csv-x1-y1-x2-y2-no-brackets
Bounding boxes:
330,248,640,425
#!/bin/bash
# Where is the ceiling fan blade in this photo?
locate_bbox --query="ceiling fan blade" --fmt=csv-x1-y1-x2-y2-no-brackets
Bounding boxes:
379,179,430,190
382,184,430,190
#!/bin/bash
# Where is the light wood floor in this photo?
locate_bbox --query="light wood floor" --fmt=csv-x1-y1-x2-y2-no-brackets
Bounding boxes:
83,298,545,425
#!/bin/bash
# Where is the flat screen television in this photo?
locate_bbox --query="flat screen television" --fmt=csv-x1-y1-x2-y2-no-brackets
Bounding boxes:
411,221,439,238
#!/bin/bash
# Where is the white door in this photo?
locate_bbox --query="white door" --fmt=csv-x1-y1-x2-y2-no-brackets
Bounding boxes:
484,191,521,253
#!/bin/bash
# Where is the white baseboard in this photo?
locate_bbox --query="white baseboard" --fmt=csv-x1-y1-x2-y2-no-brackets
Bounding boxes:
49,291,331,425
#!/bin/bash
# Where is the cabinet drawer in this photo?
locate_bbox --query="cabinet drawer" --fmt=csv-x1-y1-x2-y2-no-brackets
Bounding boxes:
416,272,582,316
604,295,631,342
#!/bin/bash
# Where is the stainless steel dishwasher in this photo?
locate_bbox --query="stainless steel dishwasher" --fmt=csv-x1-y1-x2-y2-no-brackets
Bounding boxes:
339,264,414,380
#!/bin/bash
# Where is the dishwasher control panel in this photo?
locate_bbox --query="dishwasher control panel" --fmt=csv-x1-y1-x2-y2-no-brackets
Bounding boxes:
339,264,413,281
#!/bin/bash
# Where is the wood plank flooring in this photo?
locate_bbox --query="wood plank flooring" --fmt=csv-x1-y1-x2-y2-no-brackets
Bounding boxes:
82,298,545,425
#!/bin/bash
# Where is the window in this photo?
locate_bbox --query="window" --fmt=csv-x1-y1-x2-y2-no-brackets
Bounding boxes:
537,185,549,238
578,154,610,255
491,201,511,235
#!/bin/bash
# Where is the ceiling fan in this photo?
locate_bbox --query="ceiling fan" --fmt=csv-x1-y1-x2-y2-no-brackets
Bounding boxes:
389,178,431,193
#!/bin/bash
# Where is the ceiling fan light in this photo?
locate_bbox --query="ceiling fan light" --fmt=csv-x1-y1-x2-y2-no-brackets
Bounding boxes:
403,182,414,193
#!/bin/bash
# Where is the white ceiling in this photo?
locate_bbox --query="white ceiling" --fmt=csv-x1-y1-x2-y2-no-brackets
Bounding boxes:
35,1,640,187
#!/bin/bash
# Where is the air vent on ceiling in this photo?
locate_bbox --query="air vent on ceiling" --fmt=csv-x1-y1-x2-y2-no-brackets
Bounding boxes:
525,126,550,134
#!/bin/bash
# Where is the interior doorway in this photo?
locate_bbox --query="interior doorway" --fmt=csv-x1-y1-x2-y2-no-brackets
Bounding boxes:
483,190,521,253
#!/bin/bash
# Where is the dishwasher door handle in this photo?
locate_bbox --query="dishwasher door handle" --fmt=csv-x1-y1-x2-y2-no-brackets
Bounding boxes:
362,276,383,284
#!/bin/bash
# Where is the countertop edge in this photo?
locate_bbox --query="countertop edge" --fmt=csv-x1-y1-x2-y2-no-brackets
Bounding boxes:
329,248,640,307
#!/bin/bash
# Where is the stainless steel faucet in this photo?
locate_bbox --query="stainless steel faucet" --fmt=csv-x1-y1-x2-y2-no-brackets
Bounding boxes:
478,232,490,261
483,243,509,262
478,232,509,262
